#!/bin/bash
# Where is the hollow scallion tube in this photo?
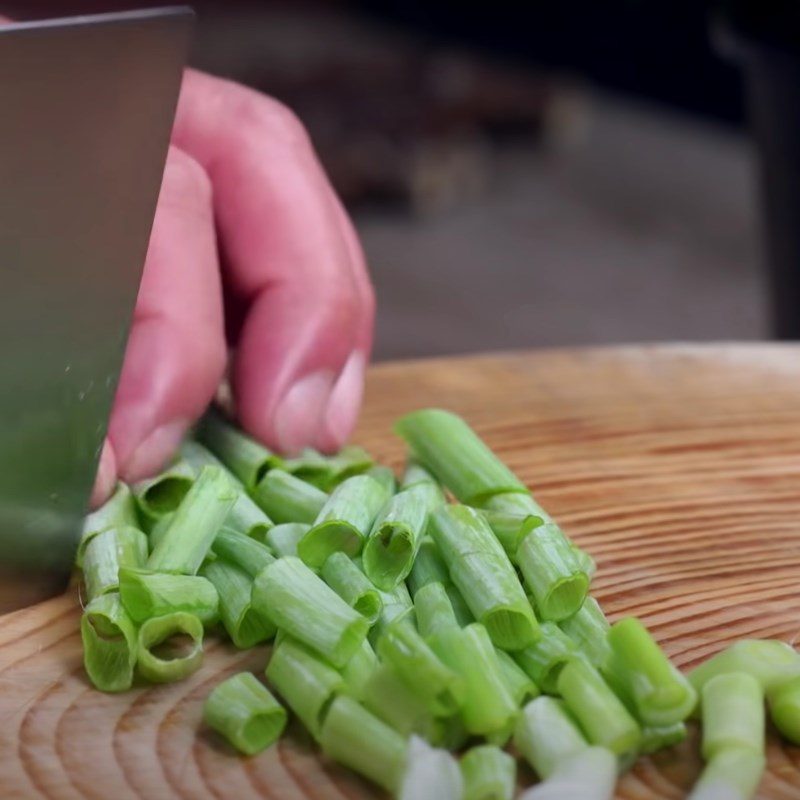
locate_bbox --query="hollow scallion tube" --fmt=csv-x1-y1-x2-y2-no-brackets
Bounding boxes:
211,527,275,578
77,483,139,566
767,674,800,744
481,490,552,519
197,409,282,490
395,409,527,504
572,545,596,579
321,552,382,623
519,746,617,800
461,745,516,800
284,445,373,491
640,722,687,754
557,658,641,758
340,638,378,700
252,556,368,667
559,596,611,667
367,464,397,495
149,513,175,551
514,696,588,779
136,611,204,683
516,524,588,621
408,537,473,626
687,746,765,800
399,735,463,800
265,635,345,739
319,695,408,794
604,616,697,726
265,522,309,558
298,475,388,568
701,672,764,759
371,580,415,642
401,460,439,489
147,466,237,574
118,567,219,625
252,468,328,524
83,525,148,601
495,648,540,704
204,672,287,755
132,459,196,525
363,486,429,590
429,504,539,649
415,581,460,639
80,592,137,692
199,559,275,648
513,621,581,694
480,510,542,559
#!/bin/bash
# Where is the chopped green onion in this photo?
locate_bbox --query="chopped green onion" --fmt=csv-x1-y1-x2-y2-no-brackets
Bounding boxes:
571,545,596,579
603,617,697,727
265,522,309,558
136,611,204,683
558,597,611,667
513,621,581,694
265,635,345,738
118,567,219,625
377,620,465,716
252,556,369,667
767,674,800,744
252,468,328,524
516,524,588,621
148,512,175,551
481,490,551,518
82,525,148,601
197,408,282,491
408,537,473,626
401,460,442,491
395,409,527,504
399,735,463,800
687,746,765,800
367,464,397,495
513,696,588,779
519,746,617,800
77,482,139,566
340,638,378,700
319,695,408,794
363,486,429,590
429,504,539,650
298,475,389,568
204,672,287,755
415,581,460,639
321,552,383,623
480,510,542,559
199,559,275,648
461,745,516,800
557,658,641,759
284,445,373,491
147,465,237,574
640,722,687,754
211,527,275,578
132,459,195,525
80,592,137,692
700,672,764,759
371,579,416,642
495,648,541,705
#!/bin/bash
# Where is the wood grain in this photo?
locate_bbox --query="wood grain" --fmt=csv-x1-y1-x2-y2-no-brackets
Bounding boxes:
2,344,800,799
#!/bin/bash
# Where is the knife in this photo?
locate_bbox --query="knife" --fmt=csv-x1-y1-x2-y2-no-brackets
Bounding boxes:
0,7,193,612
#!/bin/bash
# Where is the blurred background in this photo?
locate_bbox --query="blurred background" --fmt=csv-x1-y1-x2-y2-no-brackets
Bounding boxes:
5,1,800,359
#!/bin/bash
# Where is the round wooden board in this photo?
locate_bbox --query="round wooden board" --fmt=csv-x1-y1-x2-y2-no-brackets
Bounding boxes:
2,344,800,799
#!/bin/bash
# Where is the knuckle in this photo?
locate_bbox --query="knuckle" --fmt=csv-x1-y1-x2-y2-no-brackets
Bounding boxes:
230,86,312,151
162,146,212,204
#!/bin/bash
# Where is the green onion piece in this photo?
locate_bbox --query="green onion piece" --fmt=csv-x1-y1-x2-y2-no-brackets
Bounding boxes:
516,524,588,622
401,460,445,494
148,512,175,551
689,639,800,695
83,525,148,601
363,487,429,590
378,620,465,716
495,648,541,705
767,674,800,744
559,596,611,667
604,616,697,727
252,468,328,524
480,510,542,559
321,552,383,623
80,592,137,692
461,745,516,800
367,464,397,495
687,746,765,800
265,635,345,738
146,465,237,574
371,579,416,642
408,537,473,626
701,672,764,759
481,490,551,519
199,559,275,648
429,504,539,650
211,527,275,578
204,672,286,755
395,409,527,504
572,545,596,579
131,459,195,525
265,522,309,558
118,567,219,625
197,408,282,490
557,658,641,758
340,638,378,700
77,483,138,566
415,581,460,639
252,556,369,667
284,445,373,491
298,475,389,568
431,623,517,737
514,696,588,779
519,746,617,800
320,695,408,793
136,611,204,683
513,621,581,694
640,721,687,754
399,735,463,800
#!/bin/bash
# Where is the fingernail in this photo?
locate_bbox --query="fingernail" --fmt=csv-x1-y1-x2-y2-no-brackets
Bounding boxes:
317,351,366,452
274,369,335,455
121,418,189,482
90,440,117,509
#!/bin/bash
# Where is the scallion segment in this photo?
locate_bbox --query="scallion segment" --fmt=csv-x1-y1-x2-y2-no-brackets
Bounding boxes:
211,527,275,578
340,638,378,700
399,735,463,800
461,745,516,800
495,648,541,705
367,464,397,495
371,580,416,642
480,510,542,560
640,722,687,754
687,746,765,800
700,672,764,760
284,445,373,491
767,674,800,744
558,596,611,667
513,621,580,694
136,611,204,683
204,672,287,755
408,537,473,626
132,459,195,525
118,567,219,625
265,522,309,558
414,580,460,639
252,468,328,524
82,525,148,601
519,746,617,800
81,592,138,692
321,552,383,623
78,483,139,566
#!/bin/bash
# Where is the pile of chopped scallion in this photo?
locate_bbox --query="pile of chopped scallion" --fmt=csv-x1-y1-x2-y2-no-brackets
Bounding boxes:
77,408,799,799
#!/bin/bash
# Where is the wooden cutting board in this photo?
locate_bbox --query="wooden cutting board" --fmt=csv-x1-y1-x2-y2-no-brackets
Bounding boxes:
3,344,800,800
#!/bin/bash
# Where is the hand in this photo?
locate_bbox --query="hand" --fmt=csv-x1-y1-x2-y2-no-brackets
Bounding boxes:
92,69,374,505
